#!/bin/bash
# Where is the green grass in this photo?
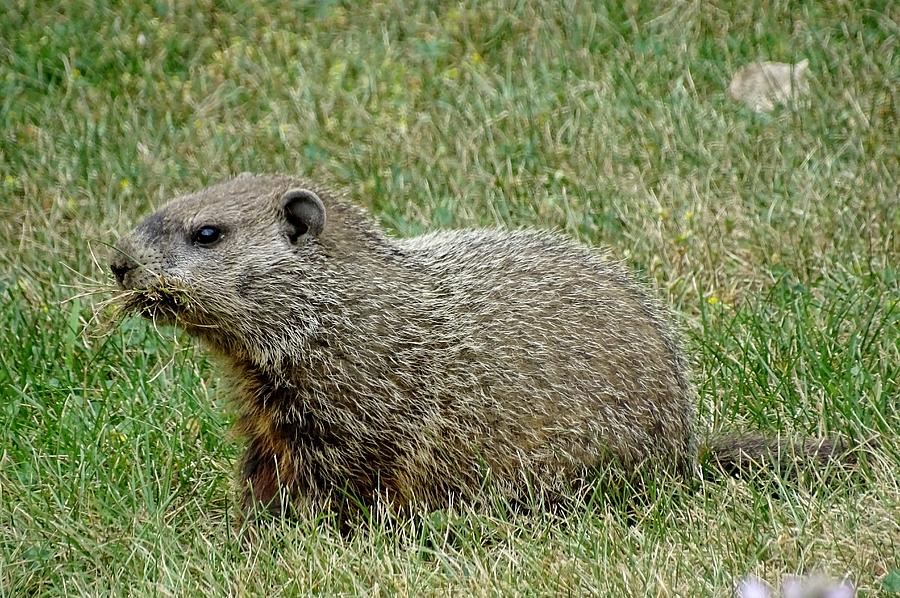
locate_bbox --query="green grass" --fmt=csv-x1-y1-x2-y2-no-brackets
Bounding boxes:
1,0,898,595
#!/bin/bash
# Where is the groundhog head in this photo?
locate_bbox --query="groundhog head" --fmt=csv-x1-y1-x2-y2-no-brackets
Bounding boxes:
110,174,351,365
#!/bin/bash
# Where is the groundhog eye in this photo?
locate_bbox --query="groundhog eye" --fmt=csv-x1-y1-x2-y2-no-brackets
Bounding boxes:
192,225,222,246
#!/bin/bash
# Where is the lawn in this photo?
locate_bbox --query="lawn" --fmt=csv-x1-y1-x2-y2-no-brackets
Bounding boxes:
1,1,897,595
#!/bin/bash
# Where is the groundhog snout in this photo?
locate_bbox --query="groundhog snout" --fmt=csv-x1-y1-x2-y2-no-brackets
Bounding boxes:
110,235,141,288
110,253,136,288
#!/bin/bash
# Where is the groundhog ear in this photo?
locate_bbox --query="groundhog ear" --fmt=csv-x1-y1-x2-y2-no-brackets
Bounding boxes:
281,188,326,243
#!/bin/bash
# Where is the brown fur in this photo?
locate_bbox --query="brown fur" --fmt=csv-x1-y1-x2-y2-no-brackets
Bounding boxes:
110,174,850,518
703,435,852,479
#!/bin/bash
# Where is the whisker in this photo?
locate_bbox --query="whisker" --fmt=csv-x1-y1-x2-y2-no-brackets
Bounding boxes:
58,256,112,287
86,238,110,275
59,289,117,303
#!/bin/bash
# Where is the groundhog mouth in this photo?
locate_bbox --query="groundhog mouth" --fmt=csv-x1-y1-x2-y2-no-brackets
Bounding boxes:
121,287,191,324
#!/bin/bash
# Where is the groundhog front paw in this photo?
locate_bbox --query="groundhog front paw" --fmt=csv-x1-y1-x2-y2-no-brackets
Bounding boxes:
239,440,295,517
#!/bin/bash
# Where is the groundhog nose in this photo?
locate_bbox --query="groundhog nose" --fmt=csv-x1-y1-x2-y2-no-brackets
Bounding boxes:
110,258,134,287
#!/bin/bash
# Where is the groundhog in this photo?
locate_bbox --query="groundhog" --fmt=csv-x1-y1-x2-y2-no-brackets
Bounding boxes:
109,174,846,518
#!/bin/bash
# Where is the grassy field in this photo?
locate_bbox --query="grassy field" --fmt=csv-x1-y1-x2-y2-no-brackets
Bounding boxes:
1,0,898,595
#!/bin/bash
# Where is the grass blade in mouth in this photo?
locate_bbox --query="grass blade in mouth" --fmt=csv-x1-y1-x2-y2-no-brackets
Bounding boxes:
122,286,192,322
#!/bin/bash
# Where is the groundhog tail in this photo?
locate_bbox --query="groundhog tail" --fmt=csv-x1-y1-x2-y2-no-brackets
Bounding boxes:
699,434,857,478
